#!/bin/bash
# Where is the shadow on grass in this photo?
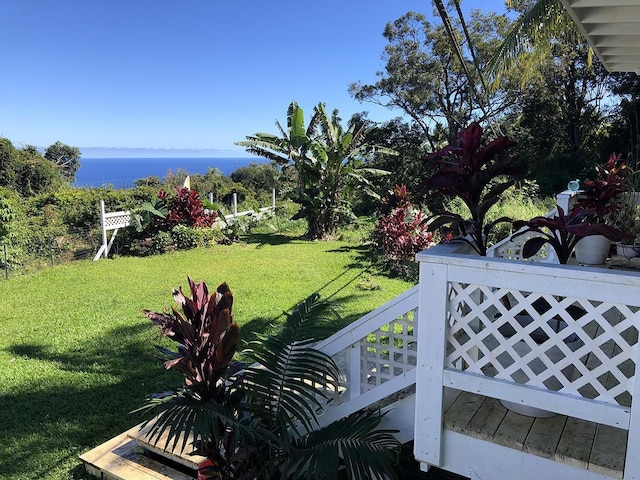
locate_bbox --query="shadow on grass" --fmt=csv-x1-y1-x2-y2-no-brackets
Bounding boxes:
242,232,303,248
1,322,179,480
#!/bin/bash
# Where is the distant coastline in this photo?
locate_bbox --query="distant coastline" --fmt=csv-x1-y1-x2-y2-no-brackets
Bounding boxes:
73,157,268,188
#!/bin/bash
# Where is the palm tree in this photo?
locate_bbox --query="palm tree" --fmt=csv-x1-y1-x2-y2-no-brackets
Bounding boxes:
486,0,585,85
237,102,394,239
136,278,401,480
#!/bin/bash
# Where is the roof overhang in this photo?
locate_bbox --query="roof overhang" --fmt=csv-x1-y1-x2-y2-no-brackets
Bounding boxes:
559,0,640,73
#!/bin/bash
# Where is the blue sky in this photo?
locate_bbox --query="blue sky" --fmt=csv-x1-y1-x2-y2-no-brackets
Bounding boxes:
1,0,507,157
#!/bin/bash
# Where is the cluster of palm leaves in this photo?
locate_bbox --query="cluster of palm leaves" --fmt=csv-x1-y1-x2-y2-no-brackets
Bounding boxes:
136,277,400,479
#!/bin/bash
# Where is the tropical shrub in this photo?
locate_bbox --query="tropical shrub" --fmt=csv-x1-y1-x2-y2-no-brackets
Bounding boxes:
137,278,401,479
374,185,433,279
171,224,200,250
161,187,217,228
237,101,395,239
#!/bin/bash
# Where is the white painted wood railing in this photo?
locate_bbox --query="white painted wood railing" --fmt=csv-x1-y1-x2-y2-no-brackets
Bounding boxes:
313,285,419,435
414,242,640,478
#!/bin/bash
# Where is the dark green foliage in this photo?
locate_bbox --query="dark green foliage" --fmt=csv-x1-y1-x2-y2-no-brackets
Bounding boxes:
0,138,19,190
171,224,200,250
44,141,81,182
231,163,279,197
0,190,16,240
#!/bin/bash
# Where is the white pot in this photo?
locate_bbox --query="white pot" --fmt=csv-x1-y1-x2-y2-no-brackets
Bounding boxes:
574,235,611,265
616,243,640,258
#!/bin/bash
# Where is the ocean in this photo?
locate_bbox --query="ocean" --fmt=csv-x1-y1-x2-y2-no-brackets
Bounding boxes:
73,157,269,188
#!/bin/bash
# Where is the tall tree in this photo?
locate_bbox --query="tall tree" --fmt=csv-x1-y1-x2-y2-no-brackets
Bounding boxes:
237,102,394,239
349,9,513,148
488,0,615,195
44,141,81,182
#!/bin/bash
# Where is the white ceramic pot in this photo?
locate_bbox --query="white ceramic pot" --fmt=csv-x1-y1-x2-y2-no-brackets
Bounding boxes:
574,235,611,265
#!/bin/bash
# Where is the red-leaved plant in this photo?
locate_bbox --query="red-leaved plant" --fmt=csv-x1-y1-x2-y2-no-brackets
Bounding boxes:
574,153,629,222
159,187,217,228
512,205,632,264
419,122,522,256
375,185,433,277
136,279,402,480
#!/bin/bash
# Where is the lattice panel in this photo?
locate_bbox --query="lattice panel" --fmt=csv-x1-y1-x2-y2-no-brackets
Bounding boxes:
445,282,639,406
492,231,553,262
104,212,131,230
362,309,418,391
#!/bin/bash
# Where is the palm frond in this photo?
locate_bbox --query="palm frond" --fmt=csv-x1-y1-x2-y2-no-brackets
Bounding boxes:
286,410,401,480
239,294,342,433
487,0,580,86
133,390,247,455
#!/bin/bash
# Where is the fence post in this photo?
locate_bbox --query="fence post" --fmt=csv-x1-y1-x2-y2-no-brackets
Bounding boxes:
50,238,54,267
3,242,7,280
272,188,276,214
100,200,108,259
233,192,238,218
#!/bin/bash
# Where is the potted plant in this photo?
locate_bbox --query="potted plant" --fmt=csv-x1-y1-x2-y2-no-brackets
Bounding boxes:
512,205,632,264
419,122,522,256
136,277,401,480
572,153,629,263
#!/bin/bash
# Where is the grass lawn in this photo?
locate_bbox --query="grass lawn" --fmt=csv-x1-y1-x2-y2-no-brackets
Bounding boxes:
0,235,412,480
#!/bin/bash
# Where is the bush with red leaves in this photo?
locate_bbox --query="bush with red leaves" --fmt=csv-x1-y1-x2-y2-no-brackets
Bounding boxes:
159,187,217,228
374,185,434,278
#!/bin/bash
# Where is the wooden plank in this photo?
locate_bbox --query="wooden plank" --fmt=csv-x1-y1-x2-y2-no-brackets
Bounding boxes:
130,422,206,470
556,417,597,469
589,424,626,479
465,397,508,441
493,410,535,449
79,430,193,480
524,414,567,459
443,391,485,434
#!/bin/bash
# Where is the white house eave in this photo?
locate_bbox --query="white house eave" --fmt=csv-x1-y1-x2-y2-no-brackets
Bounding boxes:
559,0,640,73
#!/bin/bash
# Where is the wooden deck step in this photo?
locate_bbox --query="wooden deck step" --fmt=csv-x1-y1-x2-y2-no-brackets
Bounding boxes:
129,422,207,471
79,428,195,480
444,391,627,479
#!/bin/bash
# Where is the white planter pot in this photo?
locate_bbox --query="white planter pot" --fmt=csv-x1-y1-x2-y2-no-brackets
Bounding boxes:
574,235,611,265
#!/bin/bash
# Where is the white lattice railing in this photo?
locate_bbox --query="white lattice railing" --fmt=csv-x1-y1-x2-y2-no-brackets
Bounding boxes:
414,242,640,475
312,286,419,428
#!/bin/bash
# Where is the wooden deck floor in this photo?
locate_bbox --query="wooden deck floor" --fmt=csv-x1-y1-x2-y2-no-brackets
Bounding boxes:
444,390,627,479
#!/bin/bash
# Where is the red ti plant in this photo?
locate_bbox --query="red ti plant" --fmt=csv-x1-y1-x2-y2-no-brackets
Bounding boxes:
139,278,241,475
419,122,522,256
375,184,434,265
512,206,632,264
575,153,629,222
159,187,217,228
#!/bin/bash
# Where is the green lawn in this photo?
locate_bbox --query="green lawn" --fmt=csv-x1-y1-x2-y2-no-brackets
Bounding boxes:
0,236,412,480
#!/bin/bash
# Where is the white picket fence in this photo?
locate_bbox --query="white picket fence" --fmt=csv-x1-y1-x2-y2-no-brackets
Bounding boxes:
94,190,276,260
